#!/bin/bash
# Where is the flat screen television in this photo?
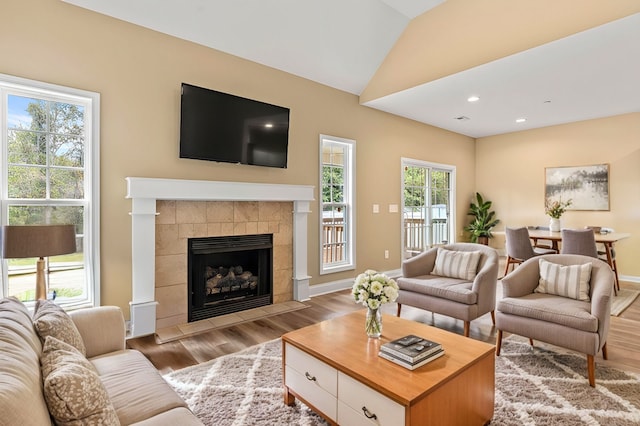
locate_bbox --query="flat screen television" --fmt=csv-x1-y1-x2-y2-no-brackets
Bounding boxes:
180,83,290,168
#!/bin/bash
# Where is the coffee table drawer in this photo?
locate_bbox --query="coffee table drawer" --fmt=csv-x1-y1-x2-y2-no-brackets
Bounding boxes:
284,343,338,420
337,372,405,425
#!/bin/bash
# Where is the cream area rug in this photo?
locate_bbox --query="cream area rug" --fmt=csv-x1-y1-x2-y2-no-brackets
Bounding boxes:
611,288,640,316
164,337,640,425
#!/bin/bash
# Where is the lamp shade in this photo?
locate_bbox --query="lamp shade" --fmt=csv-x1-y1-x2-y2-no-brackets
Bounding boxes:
1,224,77,259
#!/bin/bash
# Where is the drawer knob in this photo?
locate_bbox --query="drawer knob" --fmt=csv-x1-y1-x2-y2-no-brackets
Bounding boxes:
362,406,378,420
304,372,317,382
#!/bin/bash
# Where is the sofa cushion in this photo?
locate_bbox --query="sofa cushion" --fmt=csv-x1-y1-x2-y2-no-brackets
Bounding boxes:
432,248,481,281
0,297,52,426
91,349,189,425
41,336,120,426
497,293,597,332
535,259,592,301
34,299,86,356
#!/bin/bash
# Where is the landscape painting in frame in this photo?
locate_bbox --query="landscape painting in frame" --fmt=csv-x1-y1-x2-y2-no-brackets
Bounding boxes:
545,164,609,211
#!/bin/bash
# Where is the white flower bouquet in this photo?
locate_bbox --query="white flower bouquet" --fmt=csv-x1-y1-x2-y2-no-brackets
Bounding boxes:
352,270,399,309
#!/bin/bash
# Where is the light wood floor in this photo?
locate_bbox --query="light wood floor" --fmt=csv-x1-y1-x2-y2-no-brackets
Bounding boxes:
128,279,640,376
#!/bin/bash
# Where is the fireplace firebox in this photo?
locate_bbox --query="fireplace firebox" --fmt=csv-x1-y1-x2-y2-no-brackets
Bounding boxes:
188,234,273,322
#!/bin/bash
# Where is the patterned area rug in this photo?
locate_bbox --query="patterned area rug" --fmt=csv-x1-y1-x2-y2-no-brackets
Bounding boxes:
163,337,640,426
611,288,640,316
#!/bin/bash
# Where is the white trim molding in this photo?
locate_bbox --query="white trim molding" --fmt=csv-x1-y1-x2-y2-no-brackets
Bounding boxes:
125,177,315,337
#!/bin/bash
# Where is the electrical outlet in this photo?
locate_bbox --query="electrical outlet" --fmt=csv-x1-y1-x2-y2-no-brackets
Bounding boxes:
384,250,389,259
373,204,380,213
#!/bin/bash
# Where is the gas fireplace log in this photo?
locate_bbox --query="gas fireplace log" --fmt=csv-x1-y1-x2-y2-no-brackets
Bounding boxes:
205,266,256,295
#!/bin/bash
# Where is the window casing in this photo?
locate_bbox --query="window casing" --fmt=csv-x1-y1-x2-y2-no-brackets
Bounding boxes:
319,135,355,274
0,74,100,308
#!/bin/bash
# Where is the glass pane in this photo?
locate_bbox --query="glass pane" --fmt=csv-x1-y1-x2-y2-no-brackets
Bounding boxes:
7,165,46,198
8,205,84,228
50,168,84,199
51,101,85,135
7,95,46,131
7,130,47,165
52,135,84,167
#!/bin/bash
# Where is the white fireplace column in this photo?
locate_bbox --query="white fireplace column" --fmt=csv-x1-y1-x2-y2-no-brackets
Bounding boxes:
126,177,315,338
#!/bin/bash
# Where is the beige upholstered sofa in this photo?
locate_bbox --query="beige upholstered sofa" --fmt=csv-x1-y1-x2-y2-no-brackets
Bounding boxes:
0,297,203,425
396,243,499,337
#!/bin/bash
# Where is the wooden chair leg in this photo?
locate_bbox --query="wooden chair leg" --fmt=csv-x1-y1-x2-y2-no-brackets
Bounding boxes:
503,257,511,278
396,303,402,317
587,354,596,387
490,310,495,325
602,342,608,360
496,330,503,356
463,321,470,337
529,338,534,347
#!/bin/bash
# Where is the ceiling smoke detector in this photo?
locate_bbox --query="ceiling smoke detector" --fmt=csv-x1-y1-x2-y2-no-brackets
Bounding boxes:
454,116,470,121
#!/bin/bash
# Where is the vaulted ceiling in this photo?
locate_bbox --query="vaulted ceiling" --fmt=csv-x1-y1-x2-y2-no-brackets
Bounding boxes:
62,0,640,137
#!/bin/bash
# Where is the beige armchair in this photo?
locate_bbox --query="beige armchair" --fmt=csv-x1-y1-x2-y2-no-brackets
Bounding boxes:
397,243,499,337
496,254,614,387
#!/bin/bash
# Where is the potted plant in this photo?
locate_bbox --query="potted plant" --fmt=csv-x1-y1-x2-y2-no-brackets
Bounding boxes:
545,199,572,231
464,192,500,245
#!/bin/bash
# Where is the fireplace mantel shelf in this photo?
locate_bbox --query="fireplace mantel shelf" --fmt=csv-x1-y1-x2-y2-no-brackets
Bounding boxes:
126,177,315,338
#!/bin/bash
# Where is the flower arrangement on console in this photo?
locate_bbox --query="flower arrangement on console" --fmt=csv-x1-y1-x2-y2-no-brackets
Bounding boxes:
352,270,399,338
545,199,573,219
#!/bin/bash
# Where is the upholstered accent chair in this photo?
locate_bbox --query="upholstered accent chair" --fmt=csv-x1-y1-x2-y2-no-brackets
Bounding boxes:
396,243,499,337
496,254,614,387
504,226,556,277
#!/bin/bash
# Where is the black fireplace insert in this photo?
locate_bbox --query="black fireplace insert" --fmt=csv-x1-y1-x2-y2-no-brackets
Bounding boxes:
188,234,273,322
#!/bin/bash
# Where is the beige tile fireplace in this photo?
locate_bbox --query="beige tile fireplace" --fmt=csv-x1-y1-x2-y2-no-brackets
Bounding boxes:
126,177,314,338
154,200,294,329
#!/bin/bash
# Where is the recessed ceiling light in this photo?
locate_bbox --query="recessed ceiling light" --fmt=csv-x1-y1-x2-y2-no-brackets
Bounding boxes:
515,118,527,123
264,123,273,128
467,96,480,102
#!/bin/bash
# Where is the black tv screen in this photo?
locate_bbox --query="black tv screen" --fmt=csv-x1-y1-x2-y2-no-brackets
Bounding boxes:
180,83,290,168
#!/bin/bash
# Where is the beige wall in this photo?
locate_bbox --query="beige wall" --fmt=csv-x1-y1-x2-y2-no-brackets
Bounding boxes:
476,113,640,277
1,0,476,315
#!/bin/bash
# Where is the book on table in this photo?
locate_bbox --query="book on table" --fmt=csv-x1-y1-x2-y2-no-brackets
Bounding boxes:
379,334,442,363
378,348,445,370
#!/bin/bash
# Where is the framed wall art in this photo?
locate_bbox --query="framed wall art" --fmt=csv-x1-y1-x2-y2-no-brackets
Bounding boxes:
544,164,609,211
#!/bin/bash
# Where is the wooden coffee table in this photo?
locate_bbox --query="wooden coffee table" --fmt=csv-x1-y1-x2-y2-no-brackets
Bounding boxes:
282,310,495,426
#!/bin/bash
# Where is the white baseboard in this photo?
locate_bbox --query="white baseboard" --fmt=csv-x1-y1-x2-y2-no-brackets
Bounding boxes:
308,268,402,298
619,275,640,284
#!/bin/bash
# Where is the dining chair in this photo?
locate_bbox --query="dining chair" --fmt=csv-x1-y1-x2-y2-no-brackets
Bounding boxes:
586,226,620,292
560,229,599,258
503,227,556,277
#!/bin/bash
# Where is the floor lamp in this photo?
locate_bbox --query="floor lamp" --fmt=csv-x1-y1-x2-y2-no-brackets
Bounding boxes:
1,224,77,300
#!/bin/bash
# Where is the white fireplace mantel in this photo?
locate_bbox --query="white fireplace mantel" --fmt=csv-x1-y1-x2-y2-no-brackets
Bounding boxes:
125,177,315,337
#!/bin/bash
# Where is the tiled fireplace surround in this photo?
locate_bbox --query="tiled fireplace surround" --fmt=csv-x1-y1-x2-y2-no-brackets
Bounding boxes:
126,177,314,338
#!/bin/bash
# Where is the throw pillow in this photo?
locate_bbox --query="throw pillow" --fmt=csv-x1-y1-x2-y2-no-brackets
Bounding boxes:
33,299,86,356
432,248,481,281
535,259,592,301
41,336,120,426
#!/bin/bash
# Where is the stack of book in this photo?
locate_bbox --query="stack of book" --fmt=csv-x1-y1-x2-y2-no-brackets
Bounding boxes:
378,334,444,370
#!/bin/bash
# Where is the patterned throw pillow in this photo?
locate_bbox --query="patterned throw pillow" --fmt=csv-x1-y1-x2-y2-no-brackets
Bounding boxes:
33,299,86,356
432,248,481,281
535,259,592,301
41,336,120,426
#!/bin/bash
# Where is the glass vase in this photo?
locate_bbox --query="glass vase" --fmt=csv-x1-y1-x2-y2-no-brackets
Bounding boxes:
365,307,382,338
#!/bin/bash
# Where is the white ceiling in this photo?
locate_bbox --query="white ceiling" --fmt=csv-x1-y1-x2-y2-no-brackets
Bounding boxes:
62,0,640,138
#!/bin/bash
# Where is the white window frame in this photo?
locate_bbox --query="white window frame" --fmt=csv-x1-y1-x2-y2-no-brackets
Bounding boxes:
400,157,456,259
319,134,355,275
0,73,100,308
